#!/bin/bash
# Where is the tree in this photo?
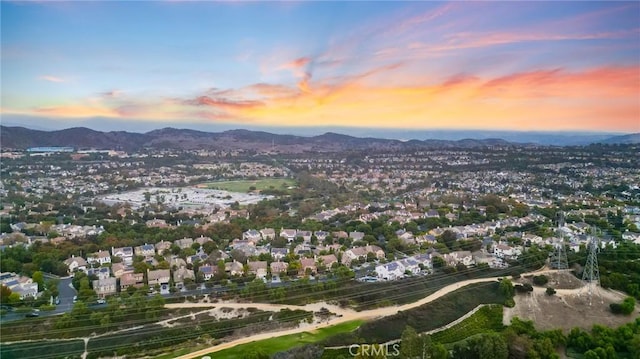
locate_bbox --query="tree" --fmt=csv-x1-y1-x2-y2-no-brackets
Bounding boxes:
499,278,515,298
0,285,12,303
431,343,449,359
477,333,508,359
432,256,445,268
32,271,45,291
546,287,556,296
400,326,422,358
533,275,548,286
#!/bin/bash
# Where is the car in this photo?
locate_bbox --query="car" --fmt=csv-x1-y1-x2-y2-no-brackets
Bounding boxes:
55,298,60,305
96,299,106,304
25,312,39,318
73,296,78,303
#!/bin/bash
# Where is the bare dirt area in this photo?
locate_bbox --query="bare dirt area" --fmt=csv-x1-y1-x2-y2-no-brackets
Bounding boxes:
504,284,639,332
519,270,584,290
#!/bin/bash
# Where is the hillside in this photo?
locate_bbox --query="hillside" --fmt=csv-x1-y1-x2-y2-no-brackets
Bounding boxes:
0,126,525,152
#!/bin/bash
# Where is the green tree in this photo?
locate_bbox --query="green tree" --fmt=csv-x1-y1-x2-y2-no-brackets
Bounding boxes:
400,326,421,358
499,278,515,298
32,271,45,291
477,333,508,359
431,343,449,359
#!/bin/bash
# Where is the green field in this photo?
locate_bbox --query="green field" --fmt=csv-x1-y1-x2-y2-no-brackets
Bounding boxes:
200,178,296,193
208,320,364,359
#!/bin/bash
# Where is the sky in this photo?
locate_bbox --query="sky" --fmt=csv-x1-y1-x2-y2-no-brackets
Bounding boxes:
1,1,639,134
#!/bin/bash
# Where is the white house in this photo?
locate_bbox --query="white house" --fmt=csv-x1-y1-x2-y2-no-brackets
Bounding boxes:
87,250,112,266
64,255,88,274
375,262,405,281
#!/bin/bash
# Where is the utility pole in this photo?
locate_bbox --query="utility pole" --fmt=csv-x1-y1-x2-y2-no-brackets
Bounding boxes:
580,226,600,305
552,211,568,270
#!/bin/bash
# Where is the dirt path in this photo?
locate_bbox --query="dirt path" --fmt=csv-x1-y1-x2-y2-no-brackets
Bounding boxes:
172,276,501,359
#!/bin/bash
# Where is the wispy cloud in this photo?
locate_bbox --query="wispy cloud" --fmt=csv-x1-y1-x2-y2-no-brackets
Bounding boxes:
38,75,65,83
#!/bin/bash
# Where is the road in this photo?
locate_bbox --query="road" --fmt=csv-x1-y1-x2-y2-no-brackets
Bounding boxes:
171,276,501,359
1,276,76,322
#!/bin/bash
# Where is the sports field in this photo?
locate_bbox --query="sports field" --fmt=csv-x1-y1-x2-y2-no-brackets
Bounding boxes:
199,178,296,193
209,320,364,358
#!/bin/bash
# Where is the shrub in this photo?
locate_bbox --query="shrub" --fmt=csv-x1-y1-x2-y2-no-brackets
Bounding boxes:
533,275,548,286
546,287,556,296
39,304,56,311
611,297,635,315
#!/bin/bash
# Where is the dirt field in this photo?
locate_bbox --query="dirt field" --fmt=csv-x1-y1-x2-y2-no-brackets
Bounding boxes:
505,272,639,332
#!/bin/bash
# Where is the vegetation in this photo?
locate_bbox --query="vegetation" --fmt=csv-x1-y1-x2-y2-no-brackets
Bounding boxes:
209,320,363,359
0,339,85,359
202,178,296,193
610,297,636,315
321,282,508,346
430,305,504,344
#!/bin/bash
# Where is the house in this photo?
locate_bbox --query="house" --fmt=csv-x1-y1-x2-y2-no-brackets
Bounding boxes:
64,255,88,274
375,262,405,281
332,231,348,240
87,250,111,266
318,254,338,270
342,245,385,266
314,231,329,243
187,253,209,265
225,261,244,276
271,247,288,261
93,277,117,298
175,237,194,249
270,261,288,276
398,231,416,245
120,272,144,290
413,253,433,269
146,218,169,228
243,230,262,243
260,228,276,240
300,258,317,275
426,209,440,218
147,269,170,293
134,244,156,257
155,240,172,255
111,246,134,265
297,231,312,242
349,231,365,241
247,261,268,279
195,236,213,246
87,267,111,280
444,251,475,267
493,243,519,260
173,266,195,289
280,229,297,242
199,265,216,281
111,263,128,278
12,282,38,299
399,258,421,275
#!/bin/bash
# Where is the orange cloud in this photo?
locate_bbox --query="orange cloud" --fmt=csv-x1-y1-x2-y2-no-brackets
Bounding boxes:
11,65,639,133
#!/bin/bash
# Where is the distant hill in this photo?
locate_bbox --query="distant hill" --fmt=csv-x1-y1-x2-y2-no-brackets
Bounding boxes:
596,133,640,145
0,125,553,152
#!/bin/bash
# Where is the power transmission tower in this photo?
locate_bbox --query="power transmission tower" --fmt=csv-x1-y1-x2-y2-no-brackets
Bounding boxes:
552,211,568,270
580,227,600,305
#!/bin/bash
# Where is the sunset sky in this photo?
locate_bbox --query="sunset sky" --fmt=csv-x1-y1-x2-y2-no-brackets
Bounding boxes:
2,1,639,133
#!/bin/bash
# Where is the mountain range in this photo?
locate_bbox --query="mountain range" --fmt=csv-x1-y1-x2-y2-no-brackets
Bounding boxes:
0,126,637,152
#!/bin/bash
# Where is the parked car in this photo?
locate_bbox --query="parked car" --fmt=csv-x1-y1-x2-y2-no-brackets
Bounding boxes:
25,312,39,318
73,296,78,303
96,299,106,304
